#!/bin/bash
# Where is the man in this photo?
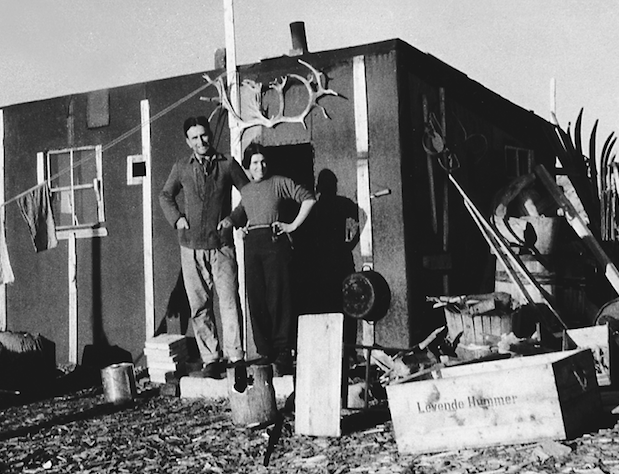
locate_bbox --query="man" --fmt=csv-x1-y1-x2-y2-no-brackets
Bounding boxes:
159,116,249,378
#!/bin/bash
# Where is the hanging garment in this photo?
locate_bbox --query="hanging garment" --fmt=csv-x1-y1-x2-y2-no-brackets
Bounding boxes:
17,183,58,252
0,217,14,285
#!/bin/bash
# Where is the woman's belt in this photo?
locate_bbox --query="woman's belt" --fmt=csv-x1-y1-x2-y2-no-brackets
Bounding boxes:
245,224,273,231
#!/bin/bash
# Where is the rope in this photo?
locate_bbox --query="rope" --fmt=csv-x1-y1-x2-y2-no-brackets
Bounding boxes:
1,81,212,209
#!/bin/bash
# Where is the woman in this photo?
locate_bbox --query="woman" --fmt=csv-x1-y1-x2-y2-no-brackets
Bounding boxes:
219,143,315,375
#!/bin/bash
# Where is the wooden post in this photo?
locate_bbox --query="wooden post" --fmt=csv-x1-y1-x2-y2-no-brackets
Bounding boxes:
67,99,78,364
550,78,559,125
141,100,155,339
223,0,248,352
68,233,78,363
227,364,277,426
353,55,375,353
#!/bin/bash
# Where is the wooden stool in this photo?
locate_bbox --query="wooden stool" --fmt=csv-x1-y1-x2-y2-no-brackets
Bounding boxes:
227,364,277,427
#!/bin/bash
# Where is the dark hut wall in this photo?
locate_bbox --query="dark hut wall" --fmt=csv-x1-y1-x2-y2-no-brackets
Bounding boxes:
243,51,410,349
4,98,71,355
147,72,228,343
395,40,558,342
4,85,148,364
1,38,561,364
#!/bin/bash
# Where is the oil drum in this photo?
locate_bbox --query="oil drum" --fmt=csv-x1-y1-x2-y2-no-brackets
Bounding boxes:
342,270,391,322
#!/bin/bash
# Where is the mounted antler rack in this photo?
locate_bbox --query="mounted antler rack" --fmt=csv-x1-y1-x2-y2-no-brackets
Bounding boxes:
201,59,340,133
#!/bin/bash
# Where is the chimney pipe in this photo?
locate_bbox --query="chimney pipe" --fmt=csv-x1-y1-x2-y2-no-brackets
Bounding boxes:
214,47,226,69
289,21,308,56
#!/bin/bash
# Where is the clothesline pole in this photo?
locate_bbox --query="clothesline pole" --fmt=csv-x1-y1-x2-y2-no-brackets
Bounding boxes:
223,0,248,354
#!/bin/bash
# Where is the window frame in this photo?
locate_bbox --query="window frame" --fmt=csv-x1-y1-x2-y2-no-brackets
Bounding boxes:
504,146,534,178
37,145,107,240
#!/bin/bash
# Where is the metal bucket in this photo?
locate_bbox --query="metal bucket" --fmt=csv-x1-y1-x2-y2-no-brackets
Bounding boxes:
101,362,137,405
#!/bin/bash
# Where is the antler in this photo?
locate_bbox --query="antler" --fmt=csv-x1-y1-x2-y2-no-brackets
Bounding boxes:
201,59,340,133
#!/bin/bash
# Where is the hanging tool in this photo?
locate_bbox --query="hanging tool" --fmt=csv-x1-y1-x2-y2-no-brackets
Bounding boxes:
422,95,439,234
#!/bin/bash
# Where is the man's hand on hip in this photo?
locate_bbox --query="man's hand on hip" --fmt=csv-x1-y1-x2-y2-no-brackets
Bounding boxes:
176,217,189,229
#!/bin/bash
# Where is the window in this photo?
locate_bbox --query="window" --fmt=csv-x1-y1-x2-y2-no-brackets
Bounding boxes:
37,145,107,239
505,146,534,178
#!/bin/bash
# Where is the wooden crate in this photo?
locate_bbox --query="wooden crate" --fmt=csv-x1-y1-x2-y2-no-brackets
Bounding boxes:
567,324,616,387
386,349,601,454
444,308,513,345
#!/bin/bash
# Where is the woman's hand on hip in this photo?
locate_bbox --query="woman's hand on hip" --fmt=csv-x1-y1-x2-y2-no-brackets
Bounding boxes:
273,221,296,235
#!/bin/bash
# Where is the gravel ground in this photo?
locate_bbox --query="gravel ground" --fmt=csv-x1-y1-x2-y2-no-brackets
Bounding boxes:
1,377,619,474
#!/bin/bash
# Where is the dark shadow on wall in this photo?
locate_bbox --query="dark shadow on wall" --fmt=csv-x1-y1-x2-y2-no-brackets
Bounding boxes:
294,169,363,347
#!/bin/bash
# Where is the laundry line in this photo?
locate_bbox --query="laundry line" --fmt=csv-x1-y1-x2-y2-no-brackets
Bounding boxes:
1,80,213,209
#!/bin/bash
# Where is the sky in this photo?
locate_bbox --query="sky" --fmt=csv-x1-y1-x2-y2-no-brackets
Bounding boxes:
1,1,618,148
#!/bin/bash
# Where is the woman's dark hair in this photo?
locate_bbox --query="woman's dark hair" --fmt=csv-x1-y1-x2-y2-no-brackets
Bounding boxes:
183,116,212,137
242,142,268,169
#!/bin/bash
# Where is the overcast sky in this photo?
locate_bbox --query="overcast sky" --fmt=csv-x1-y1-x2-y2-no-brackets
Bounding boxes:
1,1,617,146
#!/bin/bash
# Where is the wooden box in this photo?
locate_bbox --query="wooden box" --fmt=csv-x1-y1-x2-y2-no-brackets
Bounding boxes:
442,293,513,345
567,324,616,387
386,349,601,454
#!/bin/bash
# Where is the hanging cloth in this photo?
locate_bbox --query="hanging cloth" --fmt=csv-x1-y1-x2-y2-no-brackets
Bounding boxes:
17,183,58,252
0,217,14,285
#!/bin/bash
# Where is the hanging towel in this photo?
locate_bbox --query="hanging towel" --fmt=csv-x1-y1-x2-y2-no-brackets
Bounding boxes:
0,217,14,285
18,183,58,252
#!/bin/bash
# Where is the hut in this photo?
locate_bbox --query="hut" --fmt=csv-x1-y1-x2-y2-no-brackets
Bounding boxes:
0,36,562,364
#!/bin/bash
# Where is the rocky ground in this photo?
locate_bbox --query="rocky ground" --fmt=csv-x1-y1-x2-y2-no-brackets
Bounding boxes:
1,376,619,474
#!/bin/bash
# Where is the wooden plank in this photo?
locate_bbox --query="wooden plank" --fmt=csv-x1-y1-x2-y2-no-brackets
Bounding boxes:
140,100,155,340
295,313,344,437
353,55,375,349
68,233,78,364
567,325,613,386
462,312,474,345
354,55,372,268
223,0,247,352
444,309,463,342
471,315,482,345
386,349,600,454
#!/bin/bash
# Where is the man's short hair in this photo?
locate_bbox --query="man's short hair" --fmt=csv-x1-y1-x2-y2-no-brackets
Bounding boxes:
242,142,267,169
183,116,212,137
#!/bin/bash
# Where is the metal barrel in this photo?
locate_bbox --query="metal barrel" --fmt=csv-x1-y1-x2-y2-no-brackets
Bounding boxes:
101,362,137,405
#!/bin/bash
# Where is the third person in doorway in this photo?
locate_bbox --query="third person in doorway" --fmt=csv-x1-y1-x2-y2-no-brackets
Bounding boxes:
218,143,316,376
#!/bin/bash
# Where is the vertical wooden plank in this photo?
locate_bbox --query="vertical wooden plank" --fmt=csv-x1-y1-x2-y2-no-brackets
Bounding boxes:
141,100,155,340
224,0,247,351
445,309,463,342
472,315,482,345
68,233,78,363
353,55,375,348
354,55,372,266
0,110,5,331
462,313,474,345
295,313,344,437
67,103,78,364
